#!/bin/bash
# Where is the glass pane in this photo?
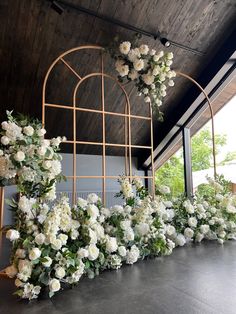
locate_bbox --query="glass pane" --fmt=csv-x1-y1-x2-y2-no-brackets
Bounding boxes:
155,145,185,197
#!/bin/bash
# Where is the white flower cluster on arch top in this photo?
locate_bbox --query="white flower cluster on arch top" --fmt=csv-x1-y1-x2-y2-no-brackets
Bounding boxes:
114,41,176,120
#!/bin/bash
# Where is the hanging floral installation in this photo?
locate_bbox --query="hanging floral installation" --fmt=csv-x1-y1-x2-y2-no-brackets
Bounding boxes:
1,111,236,300
111,41,176,120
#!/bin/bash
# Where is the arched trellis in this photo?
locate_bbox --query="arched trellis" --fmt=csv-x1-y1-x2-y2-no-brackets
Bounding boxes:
42,45,155,205
176,71,217,179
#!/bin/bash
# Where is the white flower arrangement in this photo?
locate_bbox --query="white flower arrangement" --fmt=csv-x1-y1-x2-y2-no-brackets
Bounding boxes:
2,114,236,301
0,111,66,197
113,41,176,120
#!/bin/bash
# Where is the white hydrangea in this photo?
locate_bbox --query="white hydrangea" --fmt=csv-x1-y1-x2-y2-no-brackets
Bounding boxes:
119,41,131,54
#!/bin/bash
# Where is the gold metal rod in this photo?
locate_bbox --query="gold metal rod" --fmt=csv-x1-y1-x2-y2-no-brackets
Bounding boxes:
128,98,132,181
66,175,154,179
125,102,128,176
44,103,151,120
60,57,82,80
62,140,152,149
42,46,104,127
72,87,77,206
149,103,155,198
101,52,106,205
176,71,217,179
0,187,4,231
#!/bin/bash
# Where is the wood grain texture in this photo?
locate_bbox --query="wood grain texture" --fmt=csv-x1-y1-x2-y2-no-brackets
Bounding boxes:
0,0,235,157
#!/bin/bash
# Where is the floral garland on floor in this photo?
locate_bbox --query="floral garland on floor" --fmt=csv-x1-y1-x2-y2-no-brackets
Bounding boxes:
111,41,176,120
1,113,236,300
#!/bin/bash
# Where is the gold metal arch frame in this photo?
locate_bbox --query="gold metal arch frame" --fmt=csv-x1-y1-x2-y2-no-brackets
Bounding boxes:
176,71,217,179
42,45,155,205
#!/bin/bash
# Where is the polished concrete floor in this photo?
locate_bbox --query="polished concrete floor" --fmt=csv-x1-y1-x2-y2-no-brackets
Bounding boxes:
1,240,236,314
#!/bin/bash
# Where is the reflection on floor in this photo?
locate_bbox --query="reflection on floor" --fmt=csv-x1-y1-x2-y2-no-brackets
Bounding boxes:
1,240,236,314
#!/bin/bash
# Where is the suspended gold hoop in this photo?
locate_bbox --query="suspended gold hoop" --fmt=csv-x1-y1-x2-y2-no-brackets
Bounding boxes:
42,45,155,205
176,71,217,179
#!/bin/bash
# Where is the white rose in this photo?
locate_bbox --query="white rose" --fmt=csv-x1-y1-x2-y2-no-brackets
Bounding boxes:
196,232,204,242
42,160,51,169
87,193,99,204
77,248,89,259
89,228,97,244
119,41,131,54
106,237,118,253
58,234,68,245
42,256,52,267
118,65,129,77
23,126,34,136
139,44,149,55
142,74,154,85
14,151,25,162
153,55,160,62
51,239,62,250
150,49,156,56
200,225,210,234
143,88,149,95
168,79,175,86
166,225,176,236
18,259,32,279
175,234,186,246
29,248,41,260
37,128,46,137
35,233,45,245
126,245,140,264
77,197,88,208
184,228,194,239
15,249,26,259
118,246,127,257
166,60,173,66
188,217,198,228
125,228,135,241
55,267,66,279
133,59,144,71
155,99,162,106
1,121,8,130
166,52,174,59
49,278,61,292
1,136,10,145
88,244,99,261
159,73,166,82
120,220,131,231
87,204,99,220
6,229,20,241
37,146,47,156
5,265,17,278
164,201,173,208
42,139,50,147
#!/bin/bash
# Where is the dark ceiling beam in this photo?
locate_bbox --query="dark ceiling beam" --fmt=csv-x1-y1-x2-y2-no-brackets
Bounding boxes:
48,0,205,56
140,27,236,170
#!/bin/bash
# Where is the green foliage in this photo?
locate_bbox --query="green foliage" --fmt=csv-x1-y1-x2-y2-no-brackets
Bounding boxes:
155,152,185,197
155,127,236,197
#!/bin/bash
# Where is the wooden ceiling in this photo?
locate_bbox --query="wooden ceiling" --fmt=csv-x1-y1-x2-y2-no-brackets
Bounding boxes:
0,0,236,160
